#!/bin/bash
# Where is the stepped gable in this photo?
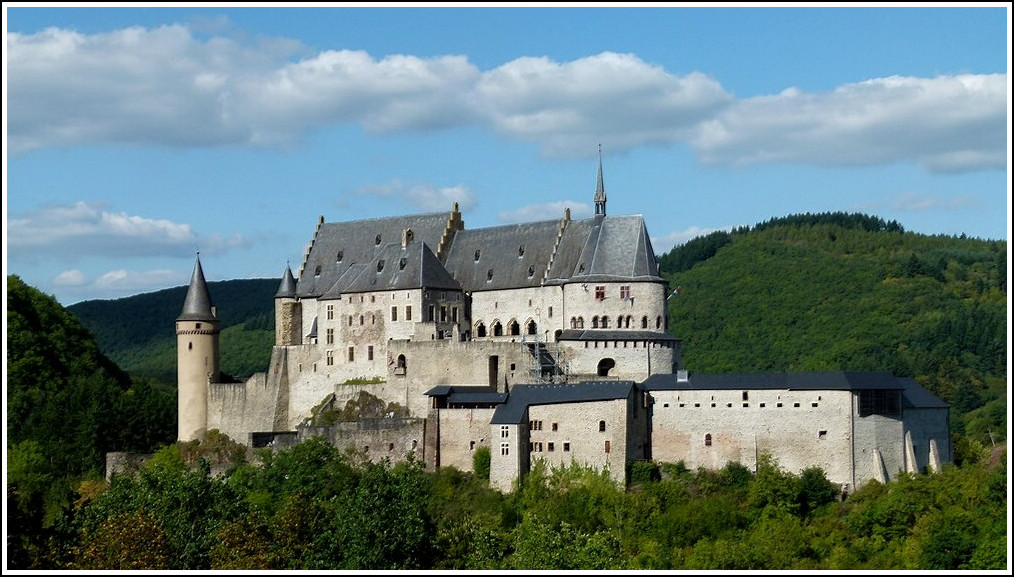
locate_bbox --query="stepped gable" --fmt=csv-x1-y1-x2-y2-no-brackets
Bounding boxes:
336,240,461,294
568,215,662,282
296,212,453,298
443,219,565,291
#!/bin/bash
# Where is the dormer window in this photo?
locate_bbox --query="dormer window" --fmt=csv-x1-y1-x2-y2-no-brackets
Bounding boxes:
314,265,322,276
474,249,481,262
377,260,385,272
375,234,382,246
518,245,525,257
399,258,407,270
527,265,535,278
487,269,494,282
336,250,343,263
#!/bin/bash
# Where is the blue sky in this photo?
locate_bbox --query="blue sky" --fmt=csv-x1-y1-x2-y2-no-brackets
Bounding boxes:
4,4,1010,305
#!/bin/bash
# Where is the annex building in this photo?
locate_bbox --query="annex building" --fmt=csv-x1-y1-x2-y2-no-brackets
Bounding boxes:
176,156,950,492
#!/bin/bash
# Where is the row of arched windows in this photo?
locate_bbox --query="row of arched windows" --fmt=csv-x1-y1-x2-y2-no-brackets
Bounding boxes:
570,315,664,330
474,318,539,338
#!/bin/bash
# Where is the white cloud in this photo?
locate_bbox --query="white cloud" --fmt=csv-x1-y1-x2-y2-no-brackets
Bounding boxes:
50,267,187,303
7,201,248,260
354,180,477,213
692,74,1008,173
891,192,982,212
498,201,592,224
651,225,735,255
475,52,733,157
7,25,1006,172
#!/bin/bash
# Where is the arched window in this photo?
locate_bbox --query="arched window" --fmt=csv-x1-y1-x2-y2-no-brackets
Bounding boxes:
601,315,609,328
705,433,712,447
476,322,487,338
641,316,648,329
492,321,503,337
508,320,520,336
570,317,577,329
577,316,585,329
526,320,537,335
656,316,663,329
592,316,599,328
597,358,616,377
397,354,407,371
625,315,633,328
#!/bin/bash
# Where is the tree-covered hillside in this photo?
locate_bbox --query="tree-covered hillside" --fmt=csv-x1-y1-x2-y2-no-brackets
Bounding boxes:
67,278,278,382
658,212,1007,446
7,275,176,531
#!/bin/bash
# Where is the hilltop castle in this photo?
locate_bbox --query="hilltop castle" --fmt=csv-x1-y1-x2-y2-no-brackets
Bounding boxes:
176,155,950,492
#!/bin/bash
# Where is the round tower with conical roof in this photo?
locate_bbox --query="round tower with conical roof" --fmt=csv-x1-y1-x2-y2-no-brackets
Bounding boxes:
275,264,302,346
176,255,220,441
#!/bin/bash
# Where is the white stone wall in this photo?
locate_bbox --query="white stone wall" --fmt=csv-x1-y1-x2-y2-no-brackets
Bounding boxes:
300,419,426,465
490,423,525,492
649,388,856,486
470,286,565,342
904,407,952,472
853,409,906,486
563,339,677,381
561,281,669,333
434,408,497,472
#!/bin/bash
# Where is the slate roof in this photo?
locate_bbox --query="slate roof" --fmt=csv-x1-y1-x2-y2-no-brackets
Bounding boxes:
275,266,297,298
557,329,680,342
328,240,461,295
444,219,565,291
491,381,636,425
177,256,217,322
424,385,508,406
638,371,948,410
297,212,453,298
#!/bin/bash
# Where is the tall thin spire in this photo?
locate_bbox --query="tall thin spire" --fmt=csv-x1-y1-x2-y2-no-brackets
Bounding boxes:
177,254,216,321
594,143,607,216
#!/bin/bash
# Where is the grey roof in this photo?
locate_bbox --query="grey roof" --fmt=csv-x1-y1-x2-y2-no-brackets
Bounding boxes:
177,256,217,321
898,377,949,409
335,241,461,295
424,385,508,405
557,329,680,342
568,216,661,282
443,219,566,291
491,380,636,425
297,212,454,298
639,371,909,392
275,266,297,298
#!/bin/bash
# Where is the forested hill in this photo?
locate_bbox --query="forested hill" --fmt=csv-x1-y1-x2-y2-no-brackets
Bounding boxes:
658,212,1007,446
68,278,279,382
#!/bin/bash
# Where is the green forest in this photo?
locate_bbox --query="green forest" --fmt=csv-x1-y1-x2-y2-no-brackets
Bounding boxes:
7,212,1008,570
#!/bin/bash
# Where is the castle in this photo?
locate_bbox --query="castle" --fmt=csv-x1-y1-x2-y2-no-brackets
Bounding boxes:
176,155,951,492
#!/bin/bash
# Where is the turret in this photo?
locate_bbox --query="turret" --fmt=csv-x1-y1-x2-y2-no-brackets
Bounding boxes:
275,264,302,346
176,255,219,441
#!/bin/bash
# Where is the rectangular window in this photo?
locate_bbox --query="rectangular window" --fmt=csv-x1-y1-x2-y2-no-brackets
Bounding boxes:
500,443,509,456
563,442,570,452
595,286,606,300
604,440,611,453
548,442,555,452
348,346,354,362
548,306,553,318
428,306,435,322
452,306,458,323
326,304,334,320
326,349,334,366
405,305,412,321
858,389,901,417
368,346,374,361
326,328,334,344
391,306,398,321
551,422,558,432
620,285,631,300
440,306,447,322
501,425,509,438
598,420,606,432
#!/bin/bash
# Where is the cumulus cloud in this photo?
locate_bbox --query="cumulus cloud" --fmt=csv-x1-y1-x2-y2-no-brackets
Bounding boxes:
7,201,247,260
692,74,1007,173
498,201,593,224
7,25,1006,172
354,179,477,213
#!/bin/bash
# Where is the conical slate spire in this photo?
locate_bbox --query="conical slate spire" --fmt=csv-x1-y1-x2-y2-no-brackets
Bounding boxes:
594,143,607,216
275,264,297,298
177,255,216,321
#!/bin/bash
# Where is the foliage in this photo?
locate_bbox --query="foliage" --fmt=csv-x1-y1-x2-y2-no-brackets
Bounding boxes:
472,445,492,481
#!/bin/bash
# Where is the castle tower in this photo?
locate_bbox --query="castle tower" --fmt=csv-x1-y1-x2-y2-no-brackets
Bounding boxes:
274,264,302,346
176,255,220,441
594,144,607,216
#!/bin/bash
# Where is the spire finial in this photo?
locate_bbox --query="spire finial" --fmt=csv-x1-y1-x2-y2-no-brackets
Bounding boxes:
594,143,607,216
